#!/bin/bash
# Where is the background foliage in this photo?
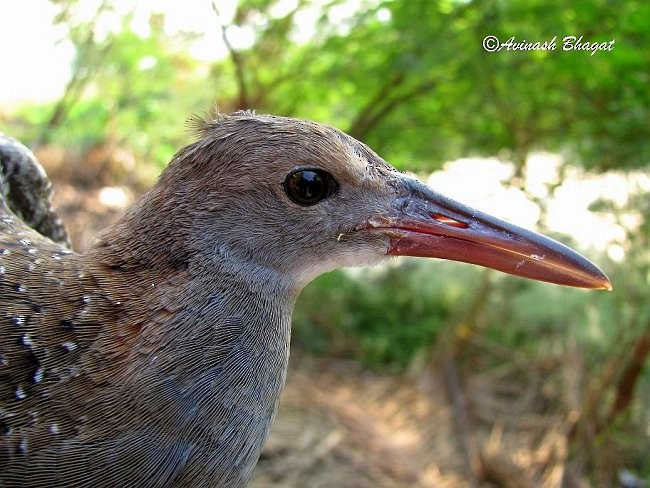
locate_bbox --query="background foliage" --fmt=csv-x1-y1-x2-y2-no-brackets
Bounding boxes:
1,0,648,485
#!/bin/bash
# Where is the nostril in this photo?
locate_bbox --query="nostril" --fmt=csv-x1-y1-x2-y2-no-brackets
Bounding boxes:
430,213,468,228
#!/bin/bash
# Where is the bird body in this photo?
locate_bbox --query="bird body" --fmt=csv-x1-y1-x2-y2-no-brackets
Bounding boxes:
1,187,296,486
0,113,610,486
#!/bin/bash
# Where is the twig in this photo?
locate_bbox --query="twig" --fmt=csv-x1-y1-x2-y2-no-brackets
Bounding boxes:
443,354,483,486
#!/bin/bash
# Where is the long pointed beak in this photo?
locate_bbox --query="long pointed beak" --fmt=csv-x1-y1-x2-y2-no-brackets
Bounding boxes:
371,178,611,290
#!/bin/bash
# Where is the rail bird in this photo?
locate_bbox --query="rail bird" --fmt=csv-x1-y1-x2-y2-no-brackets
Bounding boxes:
0,112,610,487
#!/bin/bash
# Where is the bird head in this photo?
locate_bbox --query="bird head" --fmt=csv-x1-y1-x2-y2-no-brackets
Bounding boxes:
127,112,610,291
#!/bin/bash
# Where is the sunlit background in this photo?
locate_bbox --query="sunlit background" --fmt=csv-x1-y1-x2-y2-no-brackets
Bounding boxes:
1,0,648,486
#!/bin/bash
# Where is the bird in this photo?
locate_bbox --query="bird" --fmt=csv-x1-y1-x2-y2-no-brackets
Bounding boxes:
0,112,610,487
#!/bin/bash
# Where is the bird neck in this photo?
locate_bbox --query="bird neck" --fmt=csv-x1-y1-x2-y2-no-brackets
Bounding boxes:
85,216,300,388
81,213,300,483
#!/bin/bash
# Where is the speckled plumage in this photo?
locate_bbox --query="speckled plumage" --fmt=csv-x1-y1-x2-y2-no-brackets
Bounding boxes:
0,113,398,486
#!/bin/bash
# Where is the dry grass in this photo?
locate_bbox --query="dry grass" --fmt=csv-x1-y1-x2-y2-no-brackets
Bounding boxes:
252,355,573,487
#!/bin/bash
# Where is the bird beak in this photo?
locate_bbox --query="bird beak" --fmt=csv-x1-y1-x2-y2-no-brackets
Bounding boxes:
369,178,611,290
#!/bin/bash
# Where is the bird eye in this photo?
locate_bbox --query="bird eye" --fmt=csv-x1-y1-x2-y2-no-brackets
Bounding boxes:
284,169,339,206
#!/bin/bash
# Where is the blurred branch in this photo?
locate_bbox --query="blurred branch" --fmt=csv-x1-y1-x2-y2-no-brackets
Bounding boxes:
212,1,250,110
419,270,495,486
428,269,494,365
442,354,483,486
38,0,113,146
607,330,650,426
348,74,439,141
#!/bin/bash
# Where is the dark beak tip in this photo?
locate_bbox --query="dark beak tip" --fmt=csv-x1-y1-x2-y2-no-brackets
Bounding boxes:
568,272,612,291
596,275,613,291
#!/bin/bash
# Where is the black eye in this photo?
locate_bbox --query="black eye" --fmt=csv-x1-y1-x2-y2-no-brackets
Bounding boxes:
284,169,339,206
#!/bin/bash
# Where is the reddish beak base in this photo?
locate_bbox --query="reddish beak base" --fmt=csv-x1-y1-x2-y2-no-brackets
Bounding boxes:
374,178,611,290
